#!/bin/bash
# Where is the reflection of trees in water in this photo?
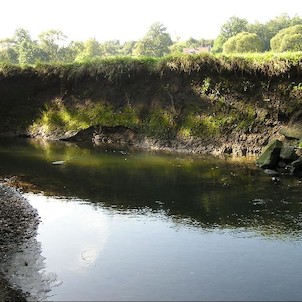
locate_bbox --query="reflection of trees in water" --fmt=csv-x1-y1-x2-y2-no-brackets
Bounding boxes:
1,138,302,239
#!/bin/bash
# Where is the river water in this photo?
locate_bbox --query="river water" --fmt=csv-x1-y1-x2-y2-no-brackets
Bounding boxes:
0,138,302,301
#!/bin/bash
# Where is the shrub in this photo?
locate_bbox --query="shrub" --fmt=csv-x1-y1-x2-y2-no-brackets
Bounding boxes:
270,25,302,52
223,32,264,54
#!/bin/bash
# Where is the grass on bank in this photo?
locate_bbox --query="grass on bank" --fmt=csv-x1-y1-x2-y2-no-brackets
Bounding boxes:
29,95,259,140
0,52,302,81
30,101,140,134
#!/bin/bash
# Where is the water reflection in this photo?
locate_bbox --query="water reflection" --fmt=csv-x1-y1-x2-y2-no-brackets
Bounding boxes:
27,194,109,274
0,138,301,239
0,234,60,301
25,193,302,301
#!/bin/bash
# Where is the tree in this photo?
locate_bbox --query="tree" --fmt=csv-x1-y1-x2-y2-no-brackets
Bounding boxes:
133,22,172,57
247,22,271,51
56,45,77,63
211,35,226,53
38,30,67,62
170,41,187,54
0,39,18,63
280,34,302,52
18,40,39,64
264,13,302,50
223,32,264,53
100,40,121,56
13,28,32,45
270,25,302,52
213,16,248,53
220,16,249,39
66,41,85,61
120,41,136,56
0,29,35,64
199,38,214,48
9,29,43,64
75,38,101,61
186,37,200,48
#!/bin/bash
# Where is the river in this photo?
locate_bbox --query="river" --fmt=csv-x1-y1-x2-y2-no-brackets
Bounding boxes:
0,138,302,301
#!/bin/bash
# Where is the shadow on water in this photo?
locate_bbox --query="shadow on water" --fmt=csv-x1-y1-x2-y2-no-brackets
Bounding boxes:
0,137,302,239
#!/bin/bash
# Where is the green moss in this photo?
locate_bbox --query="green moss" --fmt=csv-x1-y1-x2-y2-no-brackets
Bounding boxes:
142,109,176,139
177,112,237,139
29,100,140,135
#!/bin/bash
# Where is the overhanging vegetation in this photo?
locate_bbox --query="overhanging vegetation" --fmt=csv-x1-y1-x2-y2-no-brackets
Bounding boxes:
1,52,302,80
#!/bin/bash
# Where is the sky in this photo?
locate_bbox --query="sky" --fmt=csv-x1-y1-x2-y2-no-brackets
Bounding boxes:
1,0,302,43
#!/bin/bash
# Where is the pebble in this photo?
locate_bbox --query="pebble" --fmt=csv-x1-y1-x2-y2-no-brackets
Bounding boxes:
0,183,40,301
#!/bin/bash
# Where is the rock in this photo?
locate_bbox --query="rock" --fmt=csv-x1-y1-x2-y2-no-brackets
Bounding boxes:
93,125,137,145
279,126,302,140
289,110,302,124
279,146,298,162
296,147,302,157
264,169,279,175
291,157,302,168
256,139,283,169
286,157,302,173
64,125,138,146
278,160,287,168
63,126,96,142
52,161,65,165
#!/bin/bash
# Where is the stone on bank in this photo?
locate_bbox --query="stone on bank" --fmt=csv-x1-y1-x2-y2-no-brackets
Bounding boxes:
256,139,283,169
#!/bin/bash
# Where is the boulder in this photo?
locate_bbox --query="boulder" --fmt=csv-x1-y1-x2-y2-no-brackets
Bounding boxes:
256,139,283,169
279,126,302,140
286,157,302,173
291,157,302,169
63,126,97,142
64,125,138,146
289,110,302,124
279,146,298,162
264,169,279,175
296,147,302,157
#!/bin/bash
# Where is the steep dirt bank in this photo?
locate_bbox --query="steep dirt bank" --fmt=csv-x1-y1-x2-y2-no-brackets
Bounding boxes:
0,55,301,156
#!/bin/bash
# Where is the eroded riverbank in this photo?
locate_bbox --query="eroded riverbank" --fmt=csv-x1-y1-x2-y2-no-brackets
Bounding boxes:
1,54,302,159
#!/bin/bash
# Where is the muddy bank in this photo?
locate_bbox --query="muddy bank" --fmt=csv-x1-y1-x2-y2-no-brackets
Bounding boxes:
62,124,273,157
0,183,39,301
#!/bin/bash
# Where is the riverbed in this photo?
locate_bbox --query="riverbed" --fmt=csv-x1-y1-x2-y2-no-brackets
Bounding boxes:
0,138,302,301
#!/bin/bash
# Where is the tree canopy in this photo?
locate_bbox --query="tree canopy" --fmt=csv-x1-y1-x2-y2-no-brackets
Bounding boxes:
270,24,302,52
223,32,264,53
0,13,302,64
218,13,302,53
133,22,173,57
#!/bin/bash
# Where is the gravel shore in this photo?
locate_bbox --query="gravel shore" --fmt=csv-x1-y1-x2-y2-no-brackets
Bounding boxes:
0,182,40,301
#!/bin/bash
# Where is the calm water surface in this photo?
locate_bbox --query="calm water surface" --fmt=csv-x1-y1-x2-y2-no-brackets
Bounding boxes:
0,138,302,301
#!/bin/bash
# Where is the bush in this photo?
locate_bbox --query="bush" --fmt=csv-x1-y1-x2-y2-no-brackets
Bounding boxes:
223,32,264,54
270,25,302,52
